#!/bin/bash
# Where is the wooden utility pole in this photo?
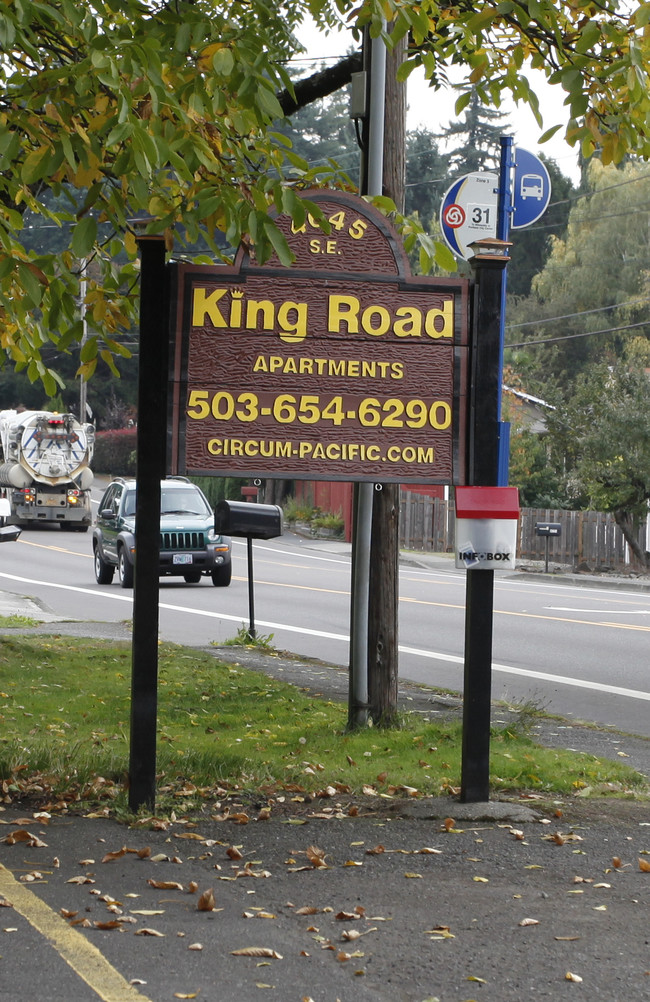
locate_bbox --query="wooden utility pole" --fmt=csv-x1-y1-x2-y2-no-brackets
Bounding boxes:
367,32,407,726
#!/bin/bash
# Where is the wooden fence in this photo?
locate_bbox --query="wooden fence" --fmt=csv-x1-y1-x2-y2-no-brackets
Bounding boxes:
399,492,647,572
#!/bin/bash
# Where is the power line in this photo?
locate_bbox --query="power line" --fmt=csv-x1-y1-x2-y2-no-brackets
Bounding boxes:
507,319,649,348
506,297,650,329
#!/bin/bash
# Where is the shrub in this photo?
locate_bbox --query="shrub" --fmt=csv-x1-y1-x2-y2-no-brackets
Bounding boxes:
283,496,316,524
93,428,137,476
311,511,344,536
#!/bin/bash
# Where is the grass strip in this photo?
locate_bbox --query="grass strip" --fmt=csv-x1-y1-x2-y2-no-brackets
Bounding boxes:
0,636,645,811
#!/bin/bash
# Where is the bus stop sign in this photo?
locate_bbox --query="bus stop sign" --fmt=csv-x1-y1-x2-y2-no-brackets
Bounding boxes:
511,148,552,229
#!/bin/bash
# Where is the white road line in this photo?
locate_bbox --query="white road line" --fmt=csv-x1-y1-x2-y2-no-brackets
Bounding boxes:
2,571,650,702
399,644,650,700
548,607,650,614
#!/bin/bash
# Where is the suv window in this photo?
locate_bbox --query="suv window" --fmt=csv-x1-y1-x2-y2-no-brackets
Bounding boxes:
122,490,136,517
100,484,121,515
161,487,210,516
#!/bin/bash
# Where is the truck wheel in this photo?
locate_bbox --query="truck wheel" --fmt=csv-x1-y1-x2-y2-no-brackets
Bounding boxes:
211,563,232,587
118,548,134,589
94,546,114,585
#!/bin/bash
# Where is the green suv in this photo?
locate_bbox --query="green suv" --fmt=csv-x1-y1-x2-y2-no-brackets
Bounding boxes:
92,477,232,588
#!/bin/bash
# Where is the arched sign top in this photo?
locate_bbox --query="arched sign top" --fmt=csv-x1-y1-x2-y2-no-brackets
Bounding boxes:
237,189,410,278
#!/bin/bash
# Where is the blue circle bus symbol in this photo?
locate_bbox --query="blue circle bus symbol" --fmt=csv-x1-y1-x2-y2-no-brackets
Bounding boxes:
511,149,551,229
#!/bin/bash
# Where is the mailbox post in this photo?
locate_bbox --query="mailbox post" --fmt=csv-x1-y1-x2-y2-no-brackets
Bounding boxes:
535,521,561,573
456,486,520,802
215,501,283,639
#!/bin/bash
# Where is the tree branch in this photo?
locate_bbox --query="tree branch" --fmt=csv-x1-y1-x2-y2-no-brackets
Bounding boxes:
278,51,362,116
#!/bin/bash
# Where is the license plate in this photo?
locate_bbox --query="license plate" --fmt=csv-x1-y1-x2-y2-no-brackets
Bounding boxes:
173,554,193,565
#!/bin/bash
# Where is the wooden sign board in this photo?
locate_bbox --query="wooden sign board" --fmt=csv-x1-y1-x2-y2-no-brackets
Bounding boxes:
169,190,469,484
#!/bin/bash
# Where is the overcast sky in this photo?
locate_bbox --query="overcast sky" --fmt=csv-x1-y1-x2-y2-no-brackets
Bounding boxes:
294,19,581,184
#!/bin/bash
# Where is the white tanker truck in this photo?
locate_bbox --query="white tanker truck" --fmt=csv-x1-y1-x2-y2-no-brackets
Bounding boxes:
0,409,94,530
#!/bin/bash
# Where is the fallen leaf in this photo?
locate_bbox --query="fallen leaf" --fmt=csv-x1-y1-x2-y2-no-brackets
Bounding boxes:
612,856,622,868
2,829,48,847
188,943,203,950
226,846,243,861
197,889,215,912
101,847,127,863
428,927,455,940
565,972,583,982
173,993,198,998
231,947,283,959
639,858,650,873
66,875,95,885
135,928,165,937
366,845,385,856
555,936,581,941
404,873,422,879
147,880,183,891
306,846,327,869
519,918,539,927
467,975,487,983
443,818,455,831
473,876,489,883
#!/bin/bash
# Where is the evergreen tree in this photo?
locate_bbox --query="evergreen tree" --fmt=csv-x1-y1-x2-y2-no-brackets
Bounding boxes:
505,160,650,395
437,90,509,175
404,128,447,227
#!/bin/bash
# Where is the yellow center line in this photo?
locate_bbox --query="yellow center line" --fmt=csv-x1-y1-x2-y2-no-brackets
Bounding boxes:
16,537,91,557
0,862,153,1001
400,596,650,631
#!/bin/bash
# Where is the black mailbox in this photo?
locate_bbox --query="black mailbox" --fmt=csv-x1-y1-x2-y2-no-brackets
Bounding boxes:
535,522,561,537
215,500,283,540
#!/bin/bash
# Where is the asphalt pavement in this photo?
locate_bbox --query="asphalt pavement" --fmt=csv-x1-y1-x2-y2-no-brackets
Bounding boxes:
1,549,649,1000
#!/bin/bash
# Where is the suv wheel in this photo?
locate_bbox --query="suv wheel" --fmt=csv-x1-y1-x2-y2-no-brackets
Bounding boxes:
94,545,114,585
211,563,232,587
118,547,134,589
183,571,202,584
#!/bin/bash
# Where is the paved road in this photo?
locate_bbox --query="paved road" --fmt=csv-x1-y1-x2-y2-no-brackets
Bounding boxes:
2,519,650,736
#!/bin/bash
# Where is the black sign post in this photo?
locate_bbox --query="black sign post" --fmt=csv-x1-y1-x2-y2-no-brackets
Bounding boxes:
129,235,168,812
461,240,510,803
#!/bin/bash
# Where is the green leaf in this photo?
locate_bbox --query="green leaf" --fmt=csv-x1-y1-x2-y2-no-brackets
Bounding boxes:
261,216,292,266
80,336,98,363
213,47,234,76
71,217,97,259
21,146,52,185
16,262,44,308
434,241,458,273
538,124,563,143
455,92,473,116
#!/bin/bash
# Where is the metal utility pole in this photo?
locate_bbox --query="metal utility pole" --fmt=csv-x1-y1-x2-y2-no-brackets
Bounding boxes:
348,26,386,730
